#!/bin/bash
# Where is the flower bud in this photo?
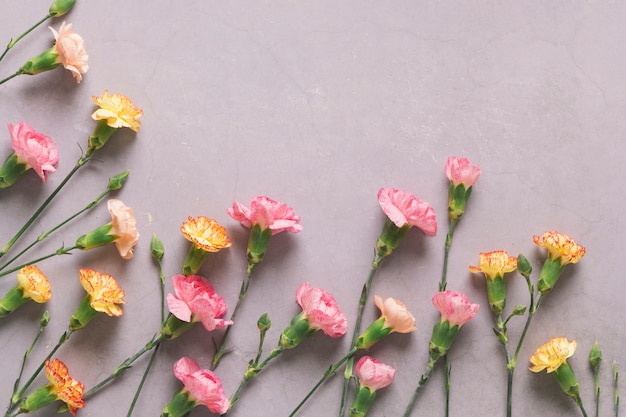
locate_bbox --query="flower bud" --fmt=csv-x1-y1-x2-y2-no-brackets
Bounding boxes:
516,253,532,278
589,341,602,369
49,0,77,16
257,312,271,332
108,170,130,191
150,233,165,262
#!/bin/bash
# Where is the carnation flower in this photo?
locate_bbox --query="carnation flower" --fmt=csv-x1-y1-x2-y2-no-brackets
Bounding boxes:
49,22,88,82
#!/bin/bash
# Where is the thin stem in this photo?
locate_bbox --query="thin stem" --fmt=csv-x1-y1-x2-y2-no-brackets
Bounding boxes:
576,395,589,417
212,273,252,369
339,264,378,417
126,345,160,417
0,245,77,278
439,219,457,291
0,14,51,63
444,358,451,417
512,295,542,366
84,333,164,399
0,159,86,261
224,347,283,414
7,313,49,412
402,360,436,417
0,189,109,272
594,366,600,417
0,71,21,86
290,348,357,417
13,329,73,405
613,361,620,417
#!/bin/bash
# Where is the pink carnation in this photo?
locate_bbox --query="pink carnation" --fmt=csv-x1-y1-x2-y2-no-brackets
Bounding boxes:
445,156,481,188
227,195,302,235
377,187,437,236
296,282,347,338
8,122,59,183
107,199,139,260
432,290,479,327
173,357,230,414
356,356,396,392
167,275,233,332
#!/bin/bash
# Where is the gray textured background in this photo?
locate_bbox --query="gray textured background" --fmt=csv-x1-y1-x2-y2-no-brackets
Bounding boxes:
0,1,624,416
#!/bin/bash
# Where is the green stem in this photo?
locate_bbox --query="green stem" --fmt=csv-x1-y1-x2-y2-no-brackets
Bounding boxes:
439,219,457,291
290,348,357,417
0,245,77,278
340,264,378,417
0,71,21,86
224,347,284,414
212,273,252,370
0,158,87,261
613,361,619,417
0,14,51,63
0,189,109,272
126,345,160,417
84,333,164,400
444,357,451,417
7,313,49,412
576,395,589,417
594,366,600,417
13,329,73,405
402,359,436,417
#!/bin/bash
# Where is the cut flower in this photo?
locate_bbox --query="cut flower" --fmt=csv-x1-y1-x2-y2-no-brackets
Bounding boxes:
0,265,51,317
166,274,233,332
181,216,231,275
429,290,479,361
351,356,396,417
356,295,416,350
227,195,302,235
377,187,437,235
469,250,517,314
0,122,59,187
19,358,84,415
529,336,577,374
92,90,143,132
445,156,481,188
161,357,230,416
50,22,88,82
70,268,125,330
533,231,585,294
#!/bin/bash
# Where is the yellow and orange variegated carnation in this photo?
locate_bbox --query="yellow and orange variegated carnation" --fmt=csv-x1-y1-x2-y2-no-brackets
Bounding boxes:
45,358,85,415
181,216,232,253
529,336,577,373
533,231,586,266
469,250,518,279
79,268,125,317
91,90,143,132
16,265,51,303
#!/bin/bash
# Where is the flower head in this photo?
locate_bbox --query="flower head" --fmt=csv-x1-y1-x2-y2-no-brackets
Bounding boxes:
45,359,85,415
167,274,233,332
533,231,586,266
374,295,416,333
181,216,232,252
356,356,396,392
49,22,88,82
20,358,84,415
8,122,59,183
432,290,479,328
17,265,51,304
91,90,143,132
169,357,230,415
108,199,139,259
228,195,302,235
296,282,347,338
469,251,518,280
79,268,125,317
529,337,577,373
377,187,437,235
445,156,481,188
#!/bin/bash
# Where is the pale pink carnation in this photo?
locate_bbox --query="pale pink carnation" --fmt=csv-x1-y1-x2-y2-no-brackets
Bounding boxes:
356,356,396,392
167,275,233,332
445,156,481,187
173,357,230,414
50,22,88,82
296,282,347,338
432,290,479,327
377,187,437,236
107,199,139,260
8,122,58,183
374,295,416,334
227,195,302,235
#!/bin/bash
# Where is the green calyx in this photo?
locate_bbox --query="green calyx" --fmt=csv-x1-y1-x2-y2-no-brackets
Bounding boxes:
246,224,272,274
486,275,506,315
182,244,209,276
537,257,565,295
19,48,60,76
0,153,29,189
75,223,115,251
278,312,315,350
161,389,196,417
85,120,118,158
429,319,461,362
373,220,410,268
0,286,28,317
553,362,581,399
19,384,57,414
355,317,392,350
69,295,97,330
160,313,196,341
448,183,472,222
349,386,376,417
